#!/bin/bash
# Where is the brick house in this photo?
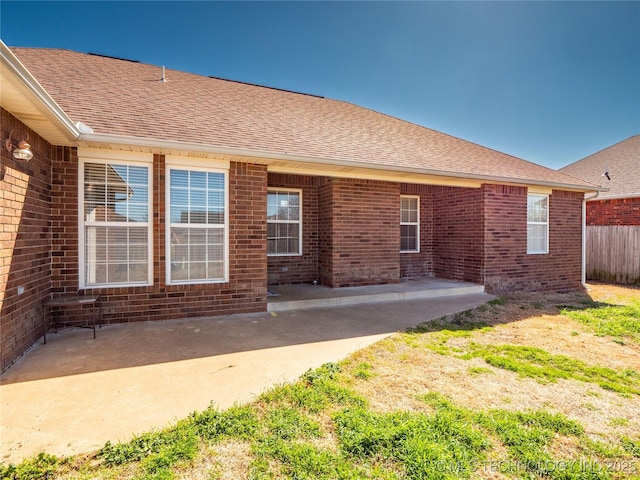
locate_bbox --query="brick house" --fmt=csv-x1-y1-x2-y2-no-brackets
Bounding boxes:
1,43,600,370
560,135,640,283
560,135,640,226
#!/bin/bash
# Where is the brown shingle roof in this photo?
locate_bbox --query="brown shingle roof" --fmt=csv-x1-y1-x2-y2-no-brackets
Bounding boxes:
560,135,640,199
12,47,597,189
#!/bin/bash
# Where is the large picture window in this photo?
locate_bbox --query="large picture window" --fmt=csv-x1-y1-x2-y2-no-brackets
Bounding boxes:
267,189,302,256
400,195,420,253
80,158,152,287
167,166,228,284
527,194,549,254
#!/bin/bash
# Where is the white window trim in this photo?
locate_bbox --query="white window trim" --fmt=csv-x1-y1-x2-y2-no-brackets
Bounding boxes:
267,187,303,257
165,158,230,285
527,193,549,255
400,195,420,253
78,151,154,289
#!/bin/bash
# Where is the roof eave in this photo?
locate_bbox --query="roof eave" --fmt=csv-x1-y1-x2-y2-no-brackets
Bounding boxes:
78,131,604,193
1,41,80,144
586,193,638,201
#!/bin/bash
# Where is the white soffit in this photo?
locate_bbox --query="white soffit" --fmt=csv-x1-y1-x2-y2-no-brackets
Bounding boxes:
0,42,79,146
527,186,554,195
267,161,484,188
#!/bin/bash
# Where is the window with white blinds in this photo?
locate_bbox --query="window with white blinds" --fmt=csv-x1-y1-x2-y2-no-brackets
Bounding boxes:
80,160,152,287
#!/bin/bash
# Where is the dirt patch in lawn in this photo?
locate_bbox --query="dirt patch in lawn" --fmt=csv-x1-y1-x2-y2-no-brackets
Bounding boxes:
346,284,640,446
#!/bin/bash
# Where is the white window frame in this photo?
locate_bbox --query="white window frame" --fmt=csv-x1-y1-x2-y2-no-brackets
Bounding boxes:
527,193,549,254
78,149,153,289
267,188,303,257
400,195,420,253
165,157,230,285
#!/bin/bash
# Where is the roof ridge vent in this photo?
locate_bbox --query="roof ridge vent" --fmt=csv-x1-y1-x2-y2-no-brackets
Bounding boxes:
88,52,140,63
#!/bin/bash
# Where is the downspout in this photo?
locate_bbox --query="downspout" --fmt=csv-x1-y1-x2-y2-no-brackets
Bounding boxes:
582,192,599,288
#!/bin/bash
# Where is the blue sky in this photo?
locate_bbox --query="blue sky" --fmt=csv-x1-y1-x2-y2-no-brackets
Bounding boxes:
1,1,638,169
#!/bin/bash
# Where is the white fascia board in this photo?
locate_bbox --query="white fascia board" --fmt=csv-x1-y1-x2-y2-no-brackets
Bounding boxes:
586,193,637,201
78,131,605,193
1,41,80,140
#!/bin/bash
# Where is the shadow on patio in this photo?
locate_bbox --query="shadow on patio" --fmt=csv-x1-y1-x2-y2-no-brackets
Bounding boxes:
2,278,486,384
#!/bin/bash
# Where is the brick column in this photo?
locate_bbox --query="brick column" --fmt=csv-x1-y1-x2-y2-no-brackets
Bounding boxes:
318,178,400,287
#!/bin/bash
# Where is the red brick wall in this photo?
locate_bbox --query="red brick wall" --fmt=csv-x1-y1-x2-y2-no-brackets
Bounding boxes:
587,198,640,226
1,110,53,371
269,178,434,284
432,186,484,283
482,185,583,293
50,147,79,294
319,178,400,287
267,173,319,284
317,177,334,286
228,162,268,295
44,153,268,329
400,184,434,278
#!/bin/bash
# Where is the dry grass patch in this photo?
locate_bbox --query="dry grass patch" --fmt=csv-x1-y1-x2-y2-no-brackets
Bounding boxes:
588,282,640,305
347,286,640,442
182,440,252,480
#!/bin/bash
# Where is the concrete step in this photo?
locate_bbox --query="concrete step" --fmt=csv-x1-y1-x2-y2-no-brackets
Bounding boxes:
267,280,485,312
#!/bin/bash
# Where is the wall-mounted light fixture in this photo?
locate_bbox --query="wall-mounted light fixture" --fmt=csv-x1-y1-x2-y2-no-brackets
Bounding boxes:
4,129,34,161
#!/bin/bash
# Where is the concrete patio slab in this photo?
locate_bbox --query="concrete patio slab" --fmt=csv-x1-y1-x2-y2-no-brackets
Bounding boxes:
0,291,493,464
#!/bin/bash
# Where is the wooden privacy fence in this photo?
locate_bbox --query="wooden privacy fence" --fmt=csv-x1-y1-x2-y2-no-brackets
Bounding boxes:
586,226,640,284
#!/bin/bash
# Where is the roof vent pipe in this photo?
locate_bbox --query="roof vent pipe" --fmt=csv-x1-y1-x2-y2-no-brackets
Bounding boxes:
161,66,166,82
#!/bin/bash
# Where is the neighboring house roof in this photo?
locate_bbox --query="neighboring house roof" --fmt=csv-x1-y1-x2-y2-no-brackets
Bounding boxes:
560,135,640,200
8,46,599,191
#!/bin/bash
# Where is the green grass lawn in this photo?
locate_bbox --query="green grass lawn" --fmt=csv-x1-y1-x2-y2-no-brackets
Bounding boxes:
562,299,640,344
2,285,639,480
